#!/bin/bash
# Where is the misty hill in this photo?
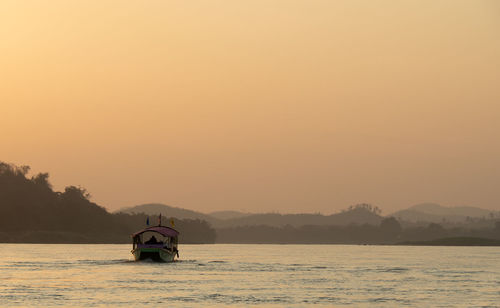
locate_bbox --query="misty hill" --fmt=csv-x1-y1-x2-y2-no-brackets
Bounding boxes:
391,203,499,223
408,203,495,217
116,204,252,223
216,205,384,228
117,203,383,228
115,203,219,225
209,210,252,220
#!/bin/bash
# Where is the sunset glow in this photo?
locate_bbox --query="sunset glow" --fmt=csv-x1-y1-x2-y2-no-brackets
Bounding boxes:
2,0,499,213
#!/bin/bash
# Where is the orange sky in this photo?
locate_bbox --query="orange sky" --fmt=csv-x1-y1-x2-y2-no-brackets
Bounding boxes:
1,1,499,214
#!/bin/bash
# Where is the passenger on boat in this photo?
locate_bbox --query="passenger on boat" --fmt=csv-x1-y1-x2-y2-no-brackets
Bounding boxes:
145,235,159,244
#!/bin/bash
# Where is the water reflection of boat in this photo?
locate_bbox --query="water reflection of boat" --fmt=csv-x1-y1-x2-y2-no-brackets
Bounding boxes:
131,223,179,262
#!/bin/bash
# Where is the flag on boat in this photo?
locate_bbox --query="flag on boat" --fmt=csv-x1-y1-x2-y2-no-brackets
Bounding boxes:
170,218,175,227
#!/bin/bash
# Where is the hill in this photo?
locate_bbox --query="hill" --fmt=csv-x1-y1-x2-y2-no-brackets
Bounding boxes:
215,205,383,228
0,161,216,244
409,203,495,217
118,203,384,228
208,210,252,220
115,203,219,225
391,203,499,223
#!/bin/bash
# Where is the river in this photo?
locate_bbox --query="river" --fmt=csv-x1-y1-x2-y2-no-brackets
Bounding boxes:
1,244,498,307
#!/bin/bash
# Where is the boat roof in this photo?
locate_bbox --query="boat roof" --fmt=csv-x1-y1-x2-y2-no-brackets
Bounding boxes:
132,226,179,238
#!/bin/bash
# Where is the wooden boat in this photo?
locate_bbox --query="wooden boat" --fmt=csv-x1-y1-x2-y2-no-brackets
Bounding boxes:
131,224,179,262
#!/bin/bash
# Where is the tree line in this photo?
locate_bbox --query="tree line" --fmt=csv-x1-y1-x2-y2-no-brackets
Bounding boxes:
216,217,500,244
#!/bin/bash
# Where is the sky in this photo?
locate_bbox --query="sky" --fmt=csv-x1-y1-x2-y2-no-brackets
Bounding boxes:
1,0,499,214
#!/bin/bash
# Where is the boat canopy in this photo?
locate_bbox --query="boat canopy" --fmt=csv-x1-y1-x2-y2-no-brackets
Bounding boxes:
132,226,179,238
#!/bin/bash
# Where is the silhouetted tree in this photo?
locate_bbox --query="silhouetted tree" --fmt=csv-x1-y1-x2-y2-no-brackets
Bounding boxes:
62,185,91,201
31,172,52,189
345,203,382,215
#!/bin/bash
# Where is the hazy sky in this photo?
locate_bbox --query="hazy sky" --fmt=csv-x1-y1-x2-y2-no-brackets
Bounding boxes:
1,1,499,214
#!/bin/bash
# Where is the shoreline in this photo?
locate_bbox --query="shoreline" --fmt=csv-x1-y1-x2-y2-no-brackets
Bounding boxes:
2,237,500,246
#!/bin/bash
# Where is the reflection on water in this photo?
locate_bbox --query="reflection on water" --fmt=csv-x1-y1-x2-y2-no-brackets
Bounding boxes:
0,244,499,307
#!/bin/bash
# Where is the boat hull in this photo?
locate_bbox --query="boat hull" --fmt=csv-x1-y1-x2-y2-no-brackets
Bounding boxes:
132,248,177,262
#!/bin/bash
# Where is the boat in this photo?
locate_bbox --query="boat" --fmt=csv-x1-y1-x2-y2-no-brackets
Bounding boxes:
131,219,179,262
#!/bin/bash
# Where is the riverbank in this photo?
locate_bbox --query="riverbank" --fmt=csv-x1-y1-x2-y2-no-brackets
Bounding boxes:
397,237,500,246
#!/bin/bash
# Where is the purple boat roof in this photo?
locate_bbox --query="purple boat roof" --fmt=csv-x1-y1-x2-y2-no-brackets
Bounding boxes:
132,226,179,238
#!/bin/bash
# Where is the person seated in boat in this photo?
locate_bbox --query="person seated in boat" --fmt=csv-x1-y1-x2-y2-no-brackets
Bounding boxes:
145,235,159,244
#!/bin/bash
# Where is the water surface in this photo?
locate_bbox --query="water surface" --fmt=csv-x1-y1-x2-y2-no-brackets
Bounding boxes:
1,244,498,307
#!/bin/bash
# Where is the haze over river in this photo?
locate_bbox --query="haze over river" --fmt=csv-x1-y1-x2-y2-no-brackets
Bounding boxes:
1,244,498,307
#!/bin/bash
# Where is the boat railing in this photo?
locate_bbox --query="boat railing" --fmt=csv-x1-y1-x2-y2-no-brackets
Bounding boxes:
137,243,165,249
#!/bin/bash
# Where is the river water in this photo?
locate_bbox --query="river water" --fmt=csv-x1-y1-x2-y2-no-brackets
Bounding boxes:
0,244,498,307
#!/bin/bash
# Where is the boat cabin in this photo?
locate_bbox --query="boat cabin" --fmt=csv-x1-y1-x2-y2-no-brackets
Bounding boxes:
132,226,179,253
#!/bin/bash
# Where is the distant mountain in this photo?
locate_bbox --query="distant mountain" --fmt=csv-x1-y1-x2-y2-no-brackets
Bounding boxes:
116,203,384,228
390,209,445,223
215,207,383,228
391,203,499,223
209,210,252,220
409,203,494,217
115,203,219,225
115,201,499,229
